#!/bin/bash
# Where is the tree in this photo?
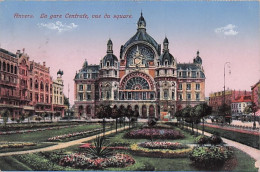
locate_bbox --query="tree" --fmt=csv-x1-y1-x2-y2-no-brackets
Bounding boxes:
119,106,127,128
194,103,212,135
96,105,112,135
64,95,70,108
175,109,183,128
1,109,10,127
244,102,258,129
111,106,121,133
182,105,196,135
218,103,231,125
126,106,134,129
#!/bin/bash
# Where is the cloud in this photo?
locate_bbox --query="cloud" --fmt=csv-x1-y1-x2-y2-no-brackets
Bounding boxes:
38,21,78,33
215,24,238,36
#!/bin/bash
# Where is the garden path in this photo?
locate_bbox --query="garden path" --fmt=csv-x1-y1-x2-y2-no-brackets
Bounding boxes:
0,126,129,157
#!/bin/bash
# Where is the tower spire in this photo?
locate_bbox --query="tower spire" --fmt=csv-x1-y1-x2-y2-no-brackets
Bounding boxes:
137,11,146,31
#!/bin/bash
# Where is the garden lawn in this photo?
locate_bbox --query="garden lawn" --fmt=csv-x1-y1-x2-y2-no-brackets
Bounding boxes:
0,123,257,171
0,124,102,142
198,125,260,149
0,142,55,153
0,156,32,171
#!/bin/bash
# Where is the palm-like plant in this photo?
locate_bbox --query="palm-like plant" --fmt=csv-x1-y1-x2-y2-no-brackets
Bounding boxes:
85,135,113,158
1,109,11,127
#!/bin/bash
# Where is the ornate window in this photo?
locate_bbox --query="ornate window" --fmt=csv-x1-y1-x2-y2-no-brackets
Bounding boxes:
196,83,200,90
125,77,149,90
186,83,191,90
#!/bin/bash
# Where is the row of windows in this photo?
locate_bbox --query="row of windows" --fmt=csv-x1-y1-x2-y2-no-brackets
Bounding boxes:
79,84,92,91
78,92,92,101
0,61,18,74
157,61,175,67
79,73,98,79
156,69,175,76
33,93,52,104
178,71,200,78
0,74,17,84
178,83,200,90
178,93,201,101
231,103,250,109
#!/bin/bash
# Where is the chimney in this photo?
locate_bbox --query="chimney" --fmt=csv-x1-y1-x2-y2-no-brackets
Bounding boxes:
16,50,20,58
43,61,46,67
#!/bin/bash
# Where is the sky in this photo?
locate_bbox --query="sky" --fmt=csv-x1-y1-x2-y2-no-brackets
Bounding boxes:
0,1,259,105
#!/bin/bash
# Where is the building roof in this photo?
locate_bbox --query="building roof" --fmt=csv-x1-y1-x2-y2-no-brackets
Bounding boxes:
232,95,252,103
251,80,260,90
0,48,16,57
159,51,174,65
120,13,160,57
102,53,118,66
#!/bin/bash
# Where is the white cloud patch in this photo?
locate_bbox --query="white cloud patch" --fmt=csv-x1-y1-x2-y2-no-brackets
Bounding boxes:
38,21,78,33
215,24,238,36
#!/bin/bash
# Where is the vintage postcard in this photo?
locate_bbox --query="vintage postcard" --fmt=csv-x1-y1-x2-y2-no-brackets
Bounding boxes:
0,0,259,171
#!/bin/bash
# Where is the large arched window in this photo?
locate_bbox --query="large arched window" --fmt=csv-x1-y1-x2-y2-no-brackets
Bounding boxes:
3,62,6,71
11,65,13,73
40,81,44,90
125,77,149,90
35,80,38,89
7,63,10,72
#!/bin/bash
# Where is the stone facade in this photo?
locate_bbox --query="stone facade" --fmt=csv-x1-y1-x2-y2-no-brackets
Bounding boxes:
0,48,65,119
74,13,206,119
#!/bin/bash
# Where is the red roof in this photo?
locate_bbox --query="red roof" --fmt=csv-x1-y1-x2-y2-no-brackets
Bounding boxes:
232,95,251,103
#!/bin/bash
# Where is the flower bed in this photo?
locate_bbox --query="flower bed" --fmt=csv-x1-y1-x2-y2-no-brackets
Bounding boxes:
139,141,188,150
47,127,109,141
130,143,192,158
125,128,184,139
0,142,36,149
59,153,135,169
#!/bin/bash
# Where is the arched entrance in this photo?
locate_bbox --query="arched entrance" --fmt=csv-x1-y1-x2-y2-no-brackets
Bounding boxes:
78,105,83,117
86,105,91,114
149,105,155,118
142,105,147,118
134,105,139,118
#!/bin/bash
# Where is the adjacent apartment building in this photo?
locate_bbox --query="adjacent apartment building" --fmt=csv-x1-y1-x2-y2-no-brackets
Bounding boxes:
0,48,65,118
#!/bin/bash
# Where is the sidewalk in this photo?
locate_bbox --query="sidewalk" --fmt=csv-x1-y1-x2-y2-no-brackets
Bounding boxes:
0,126,129,157
185,126,260,172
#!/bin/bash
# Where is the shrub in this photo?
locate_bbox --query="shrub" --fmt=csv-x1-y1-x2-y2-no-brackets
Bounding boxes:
135,162,155,171
189,146,233,169
210,134,223,145
195,135,210,145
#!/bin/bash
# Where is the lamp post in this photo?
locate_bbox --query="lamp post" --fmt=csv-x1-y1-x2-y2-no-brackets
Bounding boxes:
223,62,231,124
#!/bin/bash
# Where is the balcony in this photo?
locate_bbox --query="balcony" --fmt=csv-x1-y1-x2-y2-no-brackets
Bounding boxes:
0,80,17,87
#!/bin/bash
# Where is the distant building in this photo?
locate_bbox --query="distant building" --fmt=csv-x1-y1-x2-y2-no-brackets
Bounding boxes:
209,90,251,112
231,95,251,116
251,80,260,108
74,13,206,119
52,70,66,117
